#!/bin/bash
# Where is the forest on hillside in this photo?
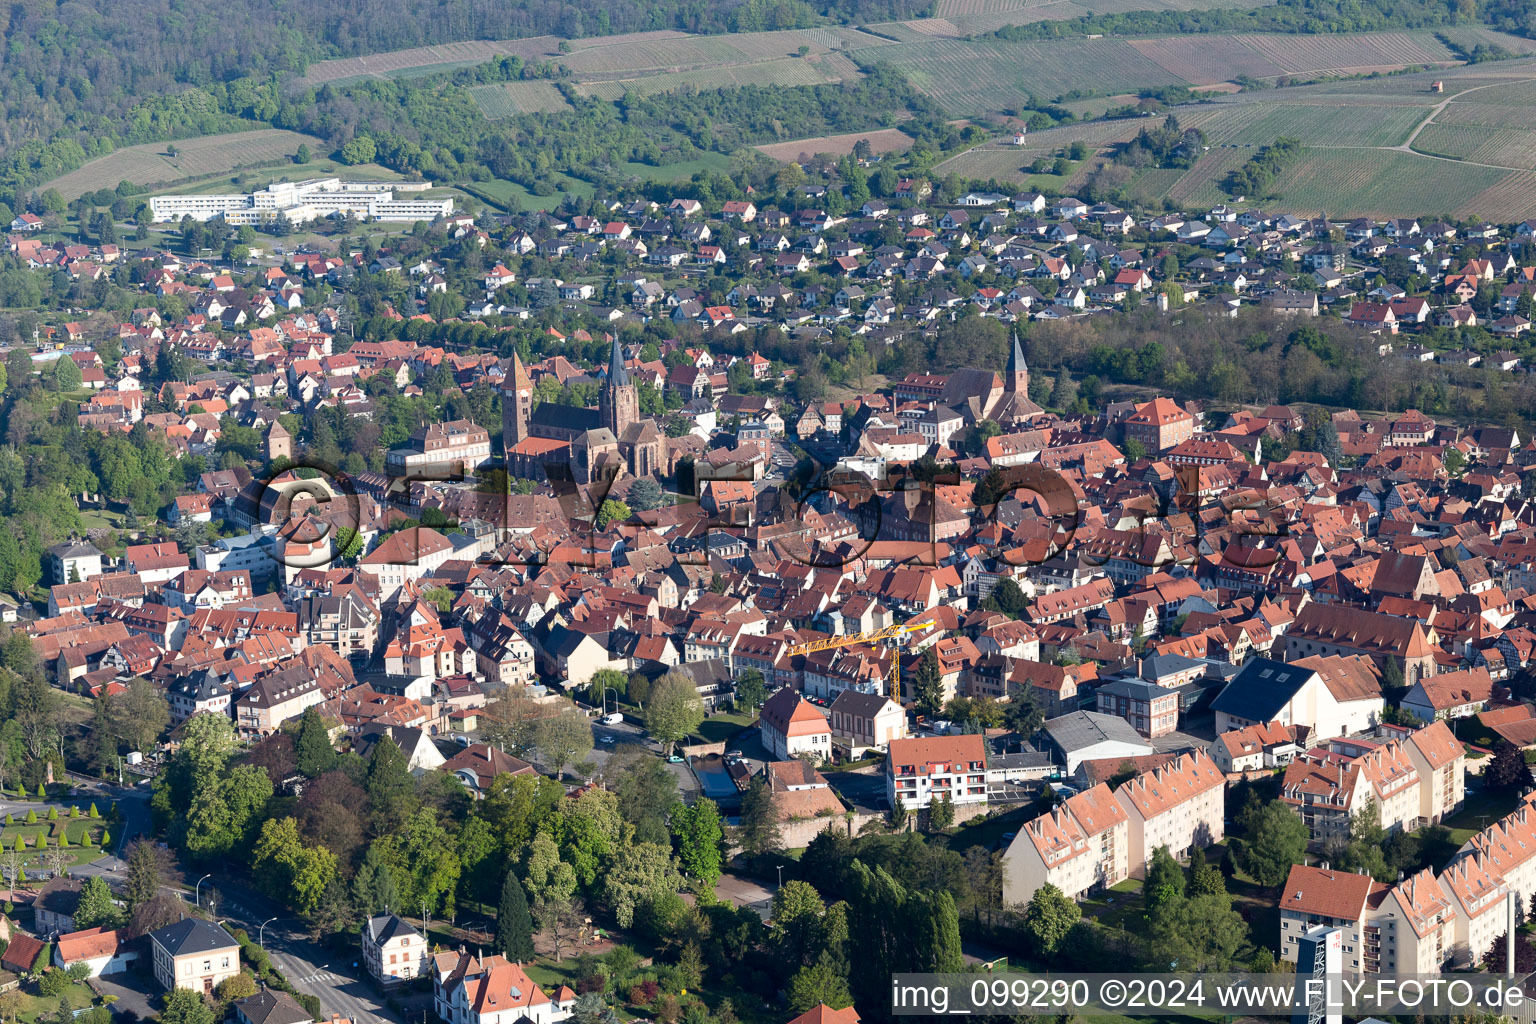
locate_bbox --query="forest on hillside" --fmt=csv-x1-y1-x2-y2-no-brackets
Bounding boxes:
0,0,935,204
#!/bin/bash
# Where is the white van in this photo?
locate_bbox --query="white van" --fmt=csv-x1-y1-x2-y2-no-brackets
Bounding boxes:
602,712,624,725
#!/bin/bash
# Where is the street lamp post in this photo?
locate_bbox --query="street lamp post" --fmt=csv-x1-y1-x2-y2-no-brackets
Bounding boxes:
194,874,211,908
259,917,278,950
776,864,783,890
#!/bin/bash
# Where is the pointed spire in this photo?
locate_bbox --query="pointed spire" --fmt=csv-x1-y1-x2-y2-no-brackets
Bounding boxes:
510,351,531,391
607,335,629,388
1008,330,1027,377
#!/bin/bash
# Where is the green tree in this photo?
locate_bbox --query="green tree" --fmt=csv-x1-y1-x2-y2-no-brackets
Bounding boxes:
585,668,627,708
602,842,683,929
1187,854,1227,897
786,962,853,1013
160,987,215,1024
251,816,339,914
294,707,336,778
733,669,767,711
364,732,418,833
844,860,962,1012
911,647,944,719
736,778,781,859
1021,882,1081,958
124,840,165,908
1144,846,1185,913
50,356,81,391
928,794,954,831
771,880,826,968
73,876,122,929
534,704,593,780
642,671,704,755
1239,802,1309,887
671,798,724,890
496,870,536,962
594,500,630,529
339,136,377,165
626,478,663,513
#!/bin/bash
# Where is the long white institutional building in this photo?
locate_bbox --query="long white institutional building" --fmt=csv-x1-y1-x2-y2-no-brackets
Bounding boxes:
149,177,453,225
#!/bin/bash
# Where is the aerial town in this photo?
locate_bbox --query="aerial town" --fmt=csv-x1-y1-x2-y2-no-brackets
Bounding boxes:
8,154,1536,1024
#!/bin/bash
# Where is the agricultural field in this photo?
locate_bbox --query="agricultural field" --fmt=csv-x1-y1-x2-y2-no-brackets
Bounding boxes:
556,27,887,78
297,36,562,87
468,81,572,117
1130,30,1461,86
1192,100,1425,147
755,127,916,161
572,54,858,100
847,35,1186,115
45,129,322,200
1412,122,1536,167
1458,170,1536,220
1260,148,1509,216
1434,100,1536,129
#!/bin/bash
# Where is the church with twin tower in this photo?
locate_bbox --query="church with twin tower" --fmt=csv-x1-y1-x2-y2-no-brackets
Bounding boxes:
501,337,663,483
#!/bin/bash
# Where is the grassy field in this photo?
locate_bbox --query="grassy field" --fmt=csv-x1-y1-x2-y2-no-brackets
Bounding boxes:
936,54,1536,217
45,129,322,200
755,127,915,161
468,81,572,117
574,54,858,100
298,37,563,87
614,152,735,181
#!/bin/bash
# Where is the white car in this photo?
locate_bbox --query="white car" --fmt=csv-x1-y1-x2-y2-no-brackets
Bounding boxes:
602,712,624,725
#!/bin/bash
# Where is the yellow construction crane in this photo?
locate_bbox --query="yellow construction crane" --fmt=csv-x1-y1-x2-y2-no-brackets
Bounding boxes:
787,620,934,704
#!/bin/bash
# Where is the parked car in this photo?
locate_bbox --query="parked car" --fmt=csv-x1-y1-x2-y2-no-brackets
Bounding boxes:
602,712,624,725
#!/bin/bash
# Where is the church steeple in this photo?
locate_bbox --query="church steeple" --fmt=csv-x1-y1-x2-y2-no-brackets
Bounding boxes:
1007,331,1028,395
599,337,637,437
606,335,629,388
502,351,532,448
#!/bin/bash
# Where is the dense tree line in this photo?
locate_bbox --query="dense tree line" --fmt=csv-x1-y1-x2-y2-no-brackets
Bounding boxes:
988,0,1496,44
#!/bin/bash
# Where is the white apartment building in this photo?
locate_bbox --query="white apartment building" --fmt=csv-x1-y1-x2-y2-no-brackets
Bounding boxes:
150,177,453,225
886,734,988,812
1003,782,1129,905
1112,750,1225,877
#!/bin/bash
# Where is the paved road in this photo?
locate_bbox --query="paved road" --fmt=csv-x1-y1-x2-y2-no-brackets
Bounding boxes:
59,776,397,1024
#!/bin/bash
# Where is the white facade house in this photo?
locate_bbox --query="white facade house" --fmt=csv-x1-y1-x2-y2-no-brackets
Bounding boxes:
362,914,427,986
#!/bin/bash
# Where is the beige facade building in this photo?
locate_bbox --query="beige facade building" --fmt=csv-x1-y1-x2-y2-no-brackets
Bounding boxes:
1003,783,1128,906
1278,864,1386,974
149,918,240,994
1112,750,1225,878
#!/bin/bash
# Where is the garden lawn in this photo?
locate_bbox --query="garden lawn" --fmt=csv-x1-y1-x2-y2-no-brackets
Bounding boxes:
13,982,96,1023
687,711,755,745
1443,787,1520,845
